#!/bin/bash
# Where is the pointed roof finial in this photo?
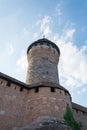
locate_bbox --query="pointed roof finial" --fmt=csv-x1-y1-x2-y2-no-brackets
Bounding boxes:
43,35,45,38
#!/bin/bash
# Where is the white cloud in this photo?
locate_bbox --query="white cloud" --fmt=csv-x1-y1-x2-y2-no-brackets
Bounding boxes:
16,51,28,71
16,15,87,97
52,28,87,92
65,29,76,40
40,16,52,36
82,88,87,93
28,15,87,93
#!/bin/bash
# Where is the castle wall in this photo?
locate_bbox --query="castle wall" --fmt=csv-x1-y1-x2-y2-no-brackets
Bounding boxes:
0,78,27,130
72,103,87,130
21,87,71,125
0,77,87,130
0,77,71,130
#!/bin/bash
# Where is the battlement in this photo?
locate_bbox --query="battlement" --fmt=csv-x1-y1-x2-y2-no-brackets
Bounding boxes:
0,72,71,97
0,72,87,130
27,38,60,56
0,72,71,129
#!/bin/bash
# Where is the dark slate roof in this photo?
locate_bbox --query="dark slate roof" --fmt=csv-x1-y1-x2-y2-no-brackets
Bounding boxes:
27,38,60,55
72,102,87,113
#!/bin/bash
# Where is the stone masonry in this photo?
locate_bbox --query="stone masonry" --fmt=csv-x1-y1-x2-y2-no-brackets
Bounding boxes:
0,38,87,130
26,38,60,85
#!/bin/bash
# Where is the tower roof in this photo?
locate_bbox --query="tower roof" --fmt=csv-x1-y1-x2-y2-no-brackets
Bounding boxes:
27,38,60,55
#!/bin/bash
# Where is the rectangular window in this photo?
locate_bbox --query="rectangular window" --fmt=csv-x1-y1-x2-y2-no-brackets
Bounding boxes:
7,81,11,87
51,87,55,92
20,87,23,92
35,87,39,93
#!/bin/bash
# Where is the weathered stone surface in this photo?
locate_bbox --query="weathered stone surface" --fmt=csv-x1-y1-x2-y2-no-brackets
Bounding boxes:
13,117,71,130
0,79,71,130
26,40,60,85
0,38,87,130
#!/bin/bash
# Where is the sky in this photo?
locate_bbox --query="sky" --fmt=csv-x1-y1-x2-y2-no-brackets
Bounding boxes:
0,0,87,107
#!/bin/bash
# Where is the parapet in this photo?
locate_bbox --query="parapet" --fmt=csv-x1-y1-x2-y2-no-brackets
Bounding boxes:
72,102,87,113
27,38,60,56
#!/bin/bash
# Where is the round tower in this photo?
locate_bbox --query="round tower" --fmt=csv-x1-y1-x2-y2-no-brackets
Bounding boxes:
25,38,71,124
26,38,60,85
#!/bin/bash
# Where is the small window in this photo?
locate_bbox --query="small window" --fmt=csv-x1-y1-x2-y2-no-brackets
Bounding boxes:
67,103,69,106
15,86,17,90
46,71,48,75
51,87,55,92
20,87,23,92
76,109,78,113
83,112,85,115
7,81,11,87
35,87,39,93
0,80,3,84
60,91,61,94
65,91,67,96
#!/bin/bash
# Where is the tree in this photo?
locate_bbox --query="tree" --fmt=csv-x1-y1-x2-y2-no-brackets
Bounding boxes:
64,105,83,130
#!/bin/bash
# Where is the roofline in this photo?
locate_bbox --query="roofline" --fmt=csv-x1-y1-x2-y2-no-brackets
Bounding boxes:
72,102,87,113
28,82,71,98
0,72,71,99
27,38,60,55
0,72,28,89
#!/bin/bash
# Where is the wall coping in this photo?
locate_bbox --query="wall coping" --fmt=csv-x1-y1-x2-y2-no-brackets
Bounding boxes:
0,72,28,89
0,72,71,97
72,102,87,113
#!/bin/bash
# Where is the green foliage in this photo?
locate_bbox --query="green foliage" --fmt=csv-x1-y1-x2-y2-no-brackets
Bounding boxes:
64,105,83,130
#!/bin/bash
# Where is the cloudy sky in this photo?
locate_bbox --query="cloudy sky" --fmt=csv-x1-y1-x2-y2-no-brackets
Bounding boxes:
0,0,87,107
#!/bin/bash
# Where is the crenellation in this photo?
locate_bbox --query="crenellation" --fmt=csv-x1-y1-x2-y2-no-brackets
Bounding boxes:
0,79,3,84
0,79,7,86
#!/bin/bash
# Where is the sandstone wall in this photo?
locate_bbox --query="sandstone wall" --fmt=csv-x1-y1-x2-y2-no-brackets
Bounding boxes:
0,77,71,130
72,103,87,130
0,75,87,130
0,78,27,130
24,87,71,124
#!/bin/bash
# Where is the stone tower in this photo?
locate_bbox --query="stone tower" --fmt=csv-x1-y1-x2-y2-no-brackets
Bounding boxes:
25,38,71,124
26,38,60,85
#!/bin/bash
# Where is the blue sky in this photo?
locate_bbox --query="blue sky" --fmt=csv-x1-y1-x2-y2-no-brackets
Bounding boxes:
0,0,87,107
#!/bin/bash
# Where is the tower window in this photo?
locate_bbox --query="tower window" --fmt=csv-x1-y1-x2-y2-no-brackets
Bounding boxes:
65,91,67,96
7,81,11,87
76,109,78,113
51,87,55,92
20,87,23,92
60,91,61,94
0,80,3,84
46,71,48,75
35,87,39,93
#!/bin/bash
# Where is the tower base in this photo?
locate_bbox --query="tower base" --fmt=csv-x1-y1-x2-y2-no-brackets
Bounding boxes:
13,116,71,130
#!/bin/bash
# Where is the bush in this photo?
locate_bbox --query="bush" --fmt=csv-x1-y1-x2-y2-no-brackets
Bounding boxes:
64,105,83,130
